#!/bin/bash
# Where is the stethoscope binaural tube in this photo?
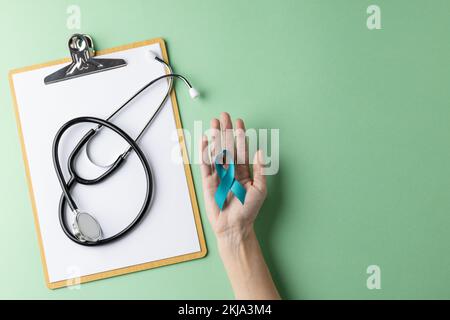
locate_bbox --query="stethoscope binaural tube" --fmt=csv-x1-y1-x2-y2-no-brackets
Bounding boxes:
71,73,195,183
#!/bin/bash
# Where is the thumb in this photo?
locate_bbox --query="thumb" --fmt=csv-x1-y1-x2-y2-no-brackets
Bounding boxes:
252,150,267,195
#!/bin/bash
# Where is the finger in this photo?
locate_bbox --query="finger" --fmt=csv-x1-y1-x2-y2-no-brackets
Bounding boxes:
252,150,267,195
220,112,234,164
210,118,221,162
199,135,211,177
235,118,248,165
235,119,251,182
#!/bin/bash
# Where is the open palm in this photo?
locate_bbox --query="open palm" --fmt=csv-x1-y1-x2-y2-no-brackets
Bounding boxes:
199,113,267,238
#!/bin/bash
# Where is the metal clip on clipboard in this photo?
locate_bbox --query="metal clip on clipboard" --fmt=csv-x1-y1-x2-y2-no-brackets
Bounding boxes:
44,34,127,85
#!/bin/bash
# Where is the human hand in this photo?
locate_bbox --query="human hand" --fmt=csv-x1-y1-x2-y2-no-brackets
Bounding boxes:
199,112,267,244
199,113,279,300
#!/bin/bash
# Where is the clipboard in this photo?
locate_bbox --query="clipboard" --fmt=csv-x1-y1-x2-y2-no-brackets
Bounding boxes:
8,37,207,289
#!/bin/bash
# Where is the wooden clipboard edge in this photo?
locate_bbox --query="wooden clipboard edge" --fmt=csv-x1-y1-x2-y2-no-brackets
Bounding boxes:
8,37,207,290
8,70,52,288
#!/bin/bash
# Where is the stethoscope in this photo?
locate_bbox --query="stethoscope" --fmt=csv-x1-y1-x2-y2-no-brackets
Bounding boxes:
53,53,199,246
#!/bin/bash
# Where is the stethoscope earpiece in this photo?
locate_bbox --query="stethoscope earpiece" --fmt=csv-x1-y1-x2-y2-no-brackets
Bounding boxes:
148,50,200,99
189,87,200,99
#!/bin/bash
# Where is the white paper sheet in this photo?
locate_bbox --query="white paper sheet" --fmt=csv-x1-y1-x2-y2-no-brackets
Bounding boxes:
11,42,202,284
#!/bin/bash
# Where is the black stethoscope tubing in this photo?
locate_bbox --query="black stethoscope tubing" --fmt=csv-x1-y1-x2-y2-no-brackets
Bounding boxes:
53,71,194,246
54,116,153,246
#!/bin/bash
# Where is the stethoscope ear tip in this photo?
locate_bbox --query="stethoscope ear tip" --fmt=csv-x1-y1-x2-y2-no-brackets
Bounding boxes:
189,87,200,99
148,50,158,61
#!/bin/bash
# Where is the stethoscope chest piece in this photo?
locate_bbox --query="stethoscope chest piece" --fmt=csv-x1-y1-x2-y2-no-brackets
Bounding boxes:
72,210,103,243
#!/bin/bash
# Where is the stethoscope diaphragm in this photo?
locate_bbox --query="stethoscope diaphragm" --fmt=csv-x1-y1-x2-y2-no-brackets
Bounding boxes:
72,210,103,242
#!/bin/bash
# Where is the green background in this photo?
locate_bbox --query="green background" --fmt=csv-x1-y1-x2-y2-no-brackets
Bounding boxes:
1,0,449,299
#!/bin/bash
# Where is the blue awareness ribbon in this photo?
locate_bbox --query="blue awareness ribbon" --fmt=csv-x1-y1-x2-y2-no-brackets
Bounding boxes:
214,150,246,210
